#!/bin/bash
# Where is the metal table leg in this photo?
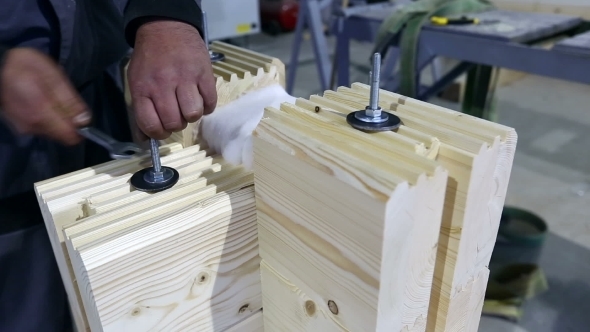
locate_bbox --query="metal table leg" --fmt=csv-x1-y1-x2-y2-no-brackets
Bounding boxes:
286,0,333,94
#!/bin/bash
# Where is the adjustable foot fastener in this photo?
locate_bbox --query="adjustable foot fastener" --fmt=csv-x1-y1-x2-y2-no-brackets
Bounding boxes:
347,52,401,132
346,108,401,132
131,139,179,193
130,166,180,193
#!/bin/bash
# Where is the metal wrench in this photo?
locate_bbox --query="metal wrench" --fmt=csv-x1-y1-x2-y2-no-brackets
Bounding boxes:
77,127,144,160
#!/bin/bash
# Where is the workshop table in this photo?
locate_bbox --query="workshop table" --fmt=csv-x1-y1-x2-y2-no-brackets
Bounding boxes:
334,7,590,102
554,30,590,57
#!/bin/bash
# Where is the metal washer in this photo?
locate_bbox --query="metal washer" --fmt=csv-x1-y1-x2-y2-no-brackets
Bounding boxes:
210,51,225,63
130,166,180,193
346,111,401,132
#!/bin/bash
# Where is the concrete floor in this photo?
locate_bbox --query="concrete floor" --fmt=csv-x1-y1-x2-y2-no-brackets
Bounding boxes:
238,31,590,331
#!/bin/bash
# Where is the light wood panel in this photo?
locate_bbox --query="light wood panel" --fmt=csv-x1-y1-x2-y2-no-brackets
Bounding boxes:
253,101,449,330
35,143,261,332
225,310,264,332
253,83,516,331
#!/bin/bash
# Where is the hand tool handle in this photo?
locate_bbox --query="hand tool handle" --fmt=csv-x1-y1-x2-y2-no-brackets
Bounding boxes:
430,16,479,25
77,127,119,151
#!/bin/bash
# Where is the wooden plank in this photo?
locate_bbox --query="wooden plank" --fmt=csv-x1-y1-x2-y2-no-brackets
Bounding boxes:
253,101,449,330
35,143,185,332
225,310,264,332
35,143,261,332
253,83,516,331
346,83,517,331
68,186,259,331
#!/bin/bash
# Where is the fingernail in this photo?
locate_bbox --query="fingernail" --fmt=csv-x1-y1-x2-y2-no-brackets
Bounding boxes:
73,112,91,126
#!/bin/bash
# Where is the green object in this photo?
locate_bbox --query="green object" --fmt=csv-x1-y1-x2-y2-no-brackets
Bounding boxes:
373,0,496,119
482,207,550,321
499,207,548,247
462,64,496,120
483,263,549,321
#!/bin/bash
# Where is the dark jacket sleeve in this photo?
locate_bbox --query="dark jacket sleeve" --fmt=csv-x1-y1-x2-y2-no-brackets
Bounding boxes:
0,44,10,66
123,0,204,48
0,44,10,92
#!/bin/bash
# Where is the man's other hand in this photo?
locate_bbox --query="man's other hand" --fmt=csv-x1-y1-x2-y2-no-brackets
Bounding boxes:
0,48,91,145
127,20,217,140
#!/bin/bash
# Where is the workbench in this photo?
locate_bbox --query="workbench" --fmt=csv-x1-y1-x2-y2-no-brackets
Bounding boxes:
331,5,590,102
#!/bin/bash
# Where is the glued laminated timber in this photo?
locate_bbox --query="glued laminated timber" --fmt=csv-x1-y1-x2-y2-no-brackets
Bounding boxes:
35,143,262,332
35,41,284,332
253,84,517,331
35,82,516,331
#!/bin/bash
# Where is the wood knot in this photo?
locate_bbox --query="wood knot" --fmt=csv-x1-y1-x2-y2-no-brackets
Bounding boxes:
314,106,320,113
239,304,250,314
197,271,209,285
304,300,316,317
131,308,141,316
328,300,339,315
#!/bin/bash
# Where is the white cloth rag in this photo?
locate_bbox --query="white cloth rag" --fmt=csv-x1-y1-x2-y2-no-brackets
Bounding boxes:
198,84,296,170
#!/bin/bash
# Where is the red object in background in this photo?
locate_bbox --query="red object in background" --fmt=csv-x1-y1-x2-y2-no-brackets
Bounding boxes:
259,0,299,35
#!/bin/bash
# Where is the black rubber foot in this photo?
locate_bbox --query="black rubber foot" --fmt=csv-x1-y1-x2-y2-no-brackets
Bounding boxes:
130,166,180,193
210,51,225,63
346,111,401,132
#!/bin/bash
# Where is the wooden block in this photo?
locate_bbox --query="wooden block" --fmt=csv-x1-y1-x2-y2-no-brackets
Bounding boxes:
331,84,516,331
253,83,516,331
253,99,449,330
35,144,261,332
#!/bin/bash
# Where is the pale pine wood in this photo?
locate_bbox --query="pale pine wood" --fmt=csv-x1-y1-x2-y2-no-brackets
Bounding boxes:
326,83,516,331
225,310,264,332
253,83,516,332
253,99,449,330
35,143,184,332
35,144,261,332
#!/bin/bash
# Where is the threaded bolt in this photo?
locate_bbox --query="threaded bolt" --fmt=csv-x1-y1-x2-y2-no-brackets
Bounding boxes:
369,52,381,111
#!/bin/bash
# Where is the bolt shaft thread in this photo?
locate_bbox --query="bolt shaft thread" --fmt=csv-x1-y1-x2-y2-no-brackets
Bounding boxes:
369,53,381,110
150,138,161,173
202,11,210,48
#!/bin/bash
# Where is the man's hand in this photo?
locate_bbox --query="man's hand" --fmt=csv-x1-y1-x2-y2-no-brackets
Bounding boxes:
127,20,217,140
0,48,91,145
